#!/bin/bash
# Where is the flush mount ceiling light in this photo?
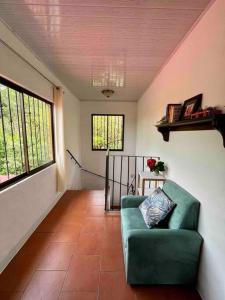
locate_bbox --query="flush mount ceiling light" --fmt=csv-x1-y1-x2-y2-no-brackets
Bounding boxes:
101,89,115,98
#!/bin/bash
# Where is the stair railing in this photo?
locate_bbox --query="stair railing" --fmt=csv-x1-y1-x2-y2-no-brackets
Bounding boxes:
66,149,160,211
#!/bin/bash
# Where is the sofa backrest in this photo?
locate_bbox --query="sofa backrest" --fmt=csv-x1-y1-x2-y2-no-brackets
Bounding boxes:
162,180,200,230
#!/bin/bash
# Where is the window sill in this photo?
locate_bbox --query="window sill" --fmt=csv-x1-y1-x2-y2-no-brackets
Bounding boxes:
0,161,56,192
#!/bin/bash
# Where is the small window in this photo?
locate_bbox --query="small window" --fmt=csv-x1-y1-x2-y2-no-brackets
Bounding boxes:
0,76,55,190
92,114,124,151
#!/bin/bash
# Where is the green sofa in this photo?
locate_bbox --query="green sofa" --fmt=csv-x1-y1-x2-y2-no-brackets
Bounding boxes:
121,180,203,285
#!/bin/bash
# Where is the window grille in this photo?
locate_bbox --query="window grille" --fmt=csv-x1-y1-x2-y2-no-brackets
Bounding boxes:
0,77,54,189
92,114,124,151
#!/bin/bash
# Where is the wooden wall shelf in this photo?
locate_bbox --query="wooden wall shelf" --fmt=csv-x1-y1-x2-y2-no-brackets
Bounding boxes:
156,115,225,147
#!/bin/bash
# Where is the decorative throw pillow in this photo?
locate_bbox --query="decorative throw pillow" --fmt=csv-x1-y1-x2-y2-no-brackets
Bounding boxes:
139,187,176,228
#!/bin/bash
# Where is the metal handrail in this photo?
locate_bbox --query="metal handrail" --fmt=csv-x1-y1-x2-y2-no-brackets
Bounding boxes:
66,149,160,211
66,149,130,188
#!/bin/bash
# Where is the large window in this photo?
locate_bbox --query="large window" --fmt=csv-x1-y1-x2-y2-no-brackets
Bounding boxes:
0,76,54,189
92,114,124,151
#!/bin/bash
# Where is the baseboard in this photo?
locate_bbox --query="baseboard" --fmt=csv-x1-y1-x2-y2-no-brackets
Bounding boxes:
0,190,65,273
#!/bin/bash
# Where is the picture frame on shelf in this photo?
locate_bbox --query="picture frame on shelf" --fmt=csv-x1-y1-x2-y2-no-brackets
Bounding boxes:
180,94,202,120
166,104,182,123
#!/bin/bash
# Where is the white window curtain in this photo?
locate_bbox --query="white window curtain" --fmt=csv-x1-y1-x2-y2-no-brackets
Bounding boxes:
53,86,66,193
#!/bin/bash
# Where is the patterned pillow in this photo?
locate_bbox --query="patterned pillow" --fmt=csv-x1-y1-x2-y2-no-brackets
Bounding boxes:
139,187,176,228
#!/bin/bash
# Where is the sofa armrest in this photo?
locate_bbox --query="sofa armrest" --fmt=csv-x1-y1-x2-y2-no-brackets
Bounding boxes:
125,229,203,284
121,195,147,209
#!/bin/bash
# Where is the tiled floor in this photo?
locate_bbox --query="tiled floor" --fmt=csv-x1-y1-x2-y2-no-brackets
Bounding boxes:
0,190,201,300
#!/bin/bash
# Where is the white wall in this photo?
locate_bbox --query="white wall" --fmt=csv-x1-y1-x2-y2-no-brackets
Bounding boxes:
0,166,59,270
136,1,225,299
0,20,81,271
80,101,137,190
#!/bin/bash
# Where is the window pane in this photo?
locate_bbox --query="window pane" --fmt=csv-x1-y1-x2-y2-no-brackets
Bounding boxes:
107,115,124,150
92,115,124,151
92,115,108,150
0,84,25,184
0,77,54,189
24,94,53,170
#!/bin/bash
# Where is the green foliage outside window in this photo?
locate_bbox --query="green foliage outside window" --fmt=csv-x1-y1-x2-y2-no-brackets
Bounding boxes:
92,115,124,150
0,81,54,186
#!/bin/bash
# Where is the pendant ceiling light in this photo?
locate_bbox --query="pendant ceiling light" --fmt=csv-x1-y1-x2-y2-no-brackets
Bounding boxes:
101,89,115,98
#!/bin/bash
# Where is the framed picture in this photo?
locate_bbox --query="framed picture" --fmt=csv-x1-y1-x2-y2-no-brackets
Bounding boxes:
166,104,182,123
180,94,202,120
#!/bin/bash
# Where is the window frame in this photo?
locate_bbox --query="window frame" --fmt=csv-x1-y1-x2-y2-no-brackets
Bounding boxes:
91,113,125,151
0,75,55,191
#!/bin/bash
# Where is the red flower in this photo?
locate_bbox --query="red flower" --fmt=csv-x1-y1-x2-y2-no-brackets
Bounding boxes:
147,159,156,171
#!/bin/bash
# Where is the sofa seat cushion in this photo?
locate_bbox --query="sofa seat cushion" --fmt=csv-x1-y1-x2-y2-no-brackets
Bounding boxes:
121,208,168,247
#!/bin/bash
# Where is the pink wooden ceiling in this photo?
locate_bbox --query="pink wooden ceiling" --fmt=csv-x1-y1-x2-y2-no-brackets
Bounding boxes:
0,0,210,101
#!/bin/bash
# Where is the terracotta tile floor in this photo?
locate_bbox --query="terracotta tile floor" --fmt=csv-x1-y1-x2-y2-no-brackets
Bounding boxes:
0,190,201,300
